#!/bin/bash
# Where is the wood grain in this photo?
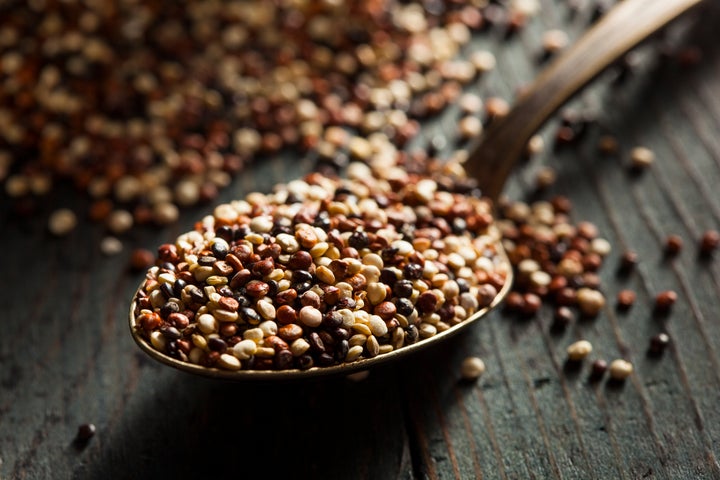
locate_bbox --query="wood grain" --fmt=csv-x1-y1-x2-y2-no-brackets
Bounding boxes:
2,1,720,479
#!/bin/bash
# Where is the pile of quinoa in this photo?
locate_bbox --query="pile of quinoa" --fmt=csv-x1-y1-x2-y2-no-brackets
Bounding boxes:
495,196,612,320
133,159,510,371
0,0,532,235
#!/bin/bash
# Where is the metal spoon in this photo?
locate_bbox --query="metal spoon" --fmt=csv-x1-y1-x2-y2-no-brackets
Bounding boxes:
467,0,703,201
129,0,702,380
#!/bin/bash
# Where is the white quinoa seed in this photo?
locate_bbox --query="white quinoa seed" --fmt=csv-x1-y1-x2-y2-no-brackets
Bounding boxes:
99,236,123,256
368,315,389,337
458,93,483,114
290,338,310,357
576,288,606,317
150,331,166,351
630,146,654,169
299,306,322,328
609,359,634,380
526,135,545,156
346,345,364,363
542,29,569,54
511,0,541,16
258,320,278,337
470,50,496,72
458,115,482,139
243,328,263,343
419,323,437,338
378,344,394,355
217,353,241,370
535,166,556,189
106,209,133,234
174,179,201,207
367,282,387,305
566,340,593,361
256,300,276,320
114,175,142,203
153,202,179,225
189,348,204,365
48,208,77,236
530,270,552,288
254,347,275,358
197,313,218,334
366,335,380,357
518,258,540,275
460,356,486,381
591,238,612,256
29,174,52,195
233,339,258,360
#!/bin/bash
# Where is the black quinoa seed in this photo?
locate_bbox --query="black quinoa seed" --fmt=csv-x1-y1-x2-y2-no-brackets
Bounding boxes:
76,423,96,442
403,263,423,280
348,231,370,249
393,280,414,298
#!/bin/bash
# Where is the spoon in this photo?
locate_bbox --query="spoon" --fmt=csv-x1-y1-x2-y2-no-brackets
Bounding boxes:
467,0,703,200
129,0,702,380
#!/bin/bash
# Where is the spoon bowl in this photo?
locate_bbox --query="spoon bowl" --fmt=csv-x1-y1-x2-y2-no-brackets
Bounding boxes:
129,241,513,380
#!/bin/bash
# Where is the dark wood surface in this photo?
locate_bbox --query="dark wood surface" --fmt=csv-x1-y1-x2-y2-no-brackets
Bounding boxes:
2,2,720,479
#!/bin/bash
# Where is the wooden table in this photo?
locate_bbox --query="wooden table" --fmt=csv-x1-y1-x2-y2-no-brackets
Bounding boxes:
2,2,720,478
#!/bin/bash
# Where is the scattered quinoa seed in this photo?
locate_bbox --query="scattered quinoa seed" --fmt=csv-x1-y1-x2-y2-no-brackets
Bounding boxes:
526,134,545,157
566,340,593,361
458,93,483,115
576,288,605,317
630,146,654,170
535,166,556,190
608,359,633,380
616,289,636,310
106,210,134,235
649,332,670,355
458,116,483,140
5,175,29,197
504,292,525,313
485,97,510,121
590,238,612,257
590,359,608,380
130,249,155,271
665,235,683,256
48,209,78,236
654,290,677,312
541,29,569,55
618,250,638,274
521,293,542,316
597,135,619,155
76,423,96,442
460,356,486,381
1,1,529,247
470,50,497,73
699,230,719,256
100,236,123,256
553,306,575,330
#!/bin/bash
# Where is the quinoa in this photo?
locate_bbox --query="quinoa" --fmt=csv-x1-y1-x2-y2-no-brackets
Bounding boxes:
0,0,521,237
133,160,510,371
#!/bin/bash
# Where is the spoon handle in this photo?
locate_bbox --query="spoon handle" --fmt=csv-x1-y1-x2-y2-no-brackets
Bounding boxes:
464,0,703,200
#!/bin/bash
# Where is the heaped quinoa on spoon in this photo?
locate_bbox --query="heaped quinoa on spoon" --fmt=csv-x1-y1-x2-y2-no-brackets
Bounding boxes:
133,159,510,371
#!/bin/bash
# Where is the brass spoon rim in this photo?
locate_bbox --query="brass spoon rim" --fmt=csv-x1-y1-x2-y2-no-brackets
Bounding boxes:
128,243,513,380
